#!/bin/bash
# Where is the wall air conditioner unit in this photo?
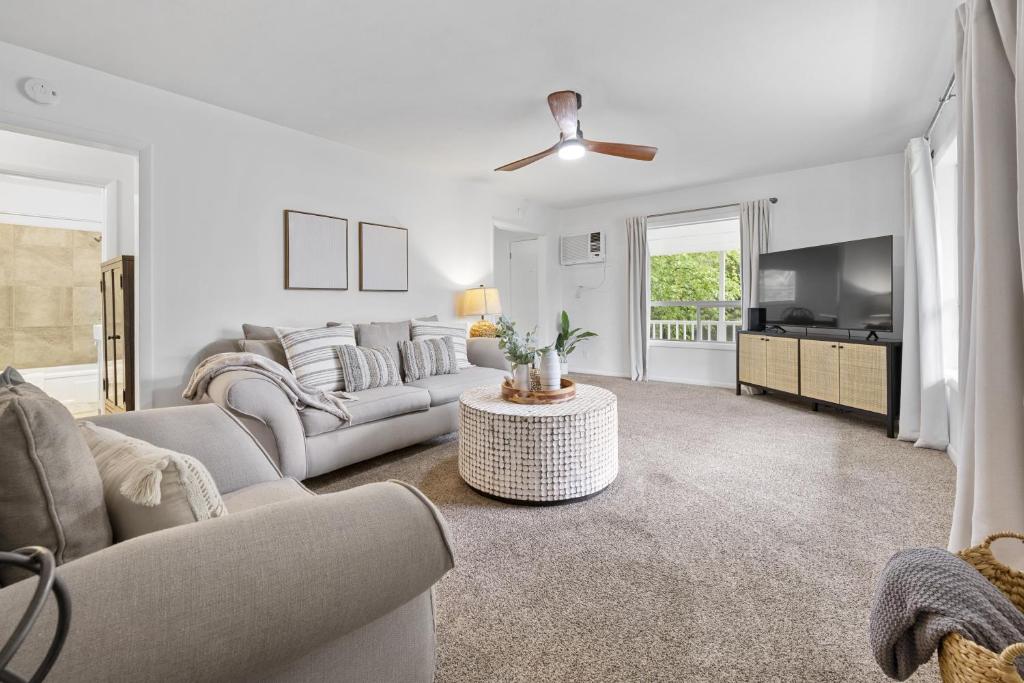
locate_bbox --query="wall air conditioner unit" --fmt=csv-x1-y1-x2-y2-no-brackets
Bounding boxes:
560,231,605,266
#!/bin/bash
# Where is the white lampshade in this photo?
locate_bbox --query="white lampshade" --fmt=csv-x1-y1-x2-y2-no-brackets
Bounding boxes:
463,286,502,317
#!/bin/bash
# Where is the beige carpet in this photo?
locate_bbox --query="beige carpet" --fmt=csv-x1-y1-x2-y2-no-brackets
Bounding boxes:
308,374,955,682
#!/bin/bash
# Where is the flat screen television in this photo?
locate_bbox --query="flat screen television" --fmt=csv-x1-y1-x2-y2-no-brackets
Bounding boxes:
757,236,893,331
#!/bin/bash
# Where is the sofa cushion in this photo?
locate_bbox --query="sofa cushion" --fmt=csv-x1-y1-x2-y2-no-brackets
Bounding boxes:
237,338,288,366
222,478,310,514
79,422,228,542
407,366,507,406
355,321,411,362
242,323,278,340
298,385,431,436
0,381,112,583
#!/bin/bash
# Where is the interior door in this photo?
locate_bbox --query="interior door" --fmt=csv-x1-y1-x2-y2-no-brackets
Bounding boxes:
838,343,888,414
799,339,840,403
738,334,766,386
508,239,539,332
102,268,117,406
764,337,799,393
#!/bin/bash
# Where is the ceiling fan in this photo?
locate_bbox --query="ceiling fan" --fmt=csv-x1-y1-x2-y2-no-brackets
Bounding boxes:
495,90,657,172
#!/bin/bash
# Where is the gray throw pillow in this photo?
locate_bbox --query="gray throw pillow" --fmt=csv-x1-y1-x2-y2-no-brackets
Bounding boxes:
336,346,402,392
400,337,460,381
0,366,25,386
0,383,112,584
237,339,288,367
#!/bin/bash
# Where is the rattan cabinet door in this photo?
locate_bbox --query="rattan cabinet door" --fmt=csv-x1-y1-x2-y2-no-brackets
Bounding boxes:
764,337,799,394
738,334,766,386
799,339,839,403
838,343,887,414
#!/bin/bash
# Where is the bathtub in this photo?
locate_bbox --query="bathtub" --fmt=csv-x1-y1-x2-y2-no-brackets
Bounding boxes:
19,363,101,418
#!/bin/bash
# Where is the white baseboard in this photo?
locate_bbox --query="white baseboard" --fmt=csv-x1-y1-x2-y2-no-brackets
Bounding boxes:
646,374,735,389
569,366,735,389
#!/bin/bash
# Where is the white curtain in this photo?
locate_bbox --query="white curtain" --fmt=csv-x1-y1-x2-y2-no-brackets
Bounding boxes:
740,200,772,329
899,138,950,450
626,216,649,381
949,0,1024,566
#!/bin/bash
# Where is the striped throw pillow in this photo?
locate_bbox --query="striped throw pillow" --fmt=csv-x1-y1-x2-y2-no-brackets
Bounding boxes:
275,324,356,391
410,320,470,370
336,345,402,392
399,337,459,381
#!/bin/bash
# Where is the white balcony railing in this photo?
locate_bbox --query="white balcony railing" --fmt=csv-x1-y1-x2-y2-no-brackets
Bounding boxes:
649,319,741,343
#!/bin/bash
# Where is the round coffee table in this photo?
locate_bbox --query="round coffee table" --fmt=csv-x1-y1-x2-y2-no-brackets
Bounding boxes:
457,383,618,505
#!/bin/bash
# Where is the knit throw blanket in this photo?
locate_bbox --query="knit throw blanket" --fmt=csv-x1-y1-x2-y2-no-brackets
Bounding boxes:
183,352,352,422
869,547,1024,680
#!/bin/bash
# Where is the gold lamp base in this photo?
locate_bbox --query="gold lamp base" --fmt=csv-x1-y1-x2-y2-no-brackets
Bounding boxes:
470,319,497,338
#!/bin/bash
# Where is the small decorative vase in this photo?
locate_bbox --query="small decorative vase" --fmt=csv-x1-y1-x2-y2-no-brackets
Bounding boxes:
512,363,530,391
540,350,561,390
559,357,569,376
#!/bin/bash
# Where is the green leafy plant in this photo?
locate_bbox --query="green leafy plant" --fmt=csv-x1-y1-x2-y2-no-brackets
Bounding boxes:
554,310,597,361
496,316,540,366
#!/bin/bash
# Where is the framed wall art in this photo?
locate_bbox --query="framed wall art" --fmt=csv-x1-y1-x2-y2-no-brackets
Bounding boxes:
359,222,408,292
283,210,348,290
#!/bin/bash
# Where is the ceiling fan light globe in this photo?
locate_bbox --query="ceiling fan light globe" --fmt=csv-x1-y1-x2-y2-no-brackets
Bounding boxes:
558,139,586,161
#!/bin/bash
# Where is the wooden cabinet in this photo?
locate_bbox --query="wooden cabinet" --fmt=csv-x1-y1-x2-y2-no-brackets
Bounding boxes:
100,256,135,413
837,343,888,414
738,334,766,386
736,331,900,437
738,335,799,393
764,337,799,394
800,339,840,404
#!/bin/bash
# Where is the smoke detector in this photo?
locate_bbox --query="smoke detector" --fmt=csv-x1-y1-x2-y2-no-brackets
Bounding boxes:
22,78,60,105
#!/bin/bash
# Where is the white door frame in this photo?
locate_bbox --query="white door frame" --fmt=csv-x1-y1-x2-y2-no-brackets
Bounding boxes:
0,114,151,408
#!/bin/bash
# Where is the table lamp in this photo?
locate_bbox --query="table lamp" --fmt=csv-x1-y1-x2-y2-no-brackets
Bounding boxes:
464,285,502,337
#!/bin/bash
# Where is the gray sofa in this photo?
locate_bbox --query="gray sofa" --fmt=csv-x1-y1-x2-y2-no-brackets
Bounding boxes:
0,404,454,682
203,334,510,480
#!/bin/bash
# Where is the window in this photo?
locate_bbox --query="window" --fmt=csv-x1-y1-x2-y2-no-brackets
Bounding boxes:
648,214,742,344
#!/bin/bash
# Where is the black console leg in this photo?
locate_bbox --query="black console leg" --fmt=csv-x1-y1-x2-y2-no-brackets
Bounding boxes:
886,418,896,439
811,402,818,412
736,382,741,396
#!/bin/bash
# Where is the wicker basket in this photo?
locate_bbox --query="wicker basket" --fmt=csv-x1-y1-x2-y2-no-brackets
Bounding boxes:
939,533,1024,683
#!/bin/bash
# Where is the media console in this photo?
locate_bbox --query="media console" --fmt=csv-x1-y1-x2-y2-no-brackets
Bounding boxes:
735,331,902,437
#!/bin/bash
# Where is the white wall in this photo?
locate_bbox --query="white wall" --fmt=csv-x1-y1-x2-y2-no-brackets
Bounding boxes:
0,40,541,407
0,129,137,260
554,154,905,385
0,173,104,232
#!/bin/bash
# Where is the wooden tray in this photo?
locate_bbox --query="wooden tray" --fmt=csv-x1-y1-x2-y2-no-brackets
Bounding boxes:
501,377,576,404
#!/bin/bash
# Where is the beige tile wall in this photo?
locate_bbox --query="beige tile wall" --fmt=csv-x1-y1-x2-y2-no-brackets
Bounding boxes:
0,224,102,368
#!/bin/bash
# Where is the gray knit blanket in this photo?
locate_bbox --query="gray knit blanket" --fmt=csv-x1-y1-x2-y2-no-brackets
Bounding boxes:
869,547,1024,680
183,352,352,422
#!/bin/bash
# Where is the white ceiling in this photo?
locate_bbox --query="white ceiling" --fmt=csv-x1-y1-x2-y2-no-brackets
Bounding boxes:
0,1,956,208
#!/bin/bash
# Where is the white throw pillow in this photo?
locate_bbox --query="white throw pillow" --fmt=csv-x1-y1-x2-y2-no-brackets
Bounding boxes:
410,320,471,370
79,422,227,542
275,324,356,391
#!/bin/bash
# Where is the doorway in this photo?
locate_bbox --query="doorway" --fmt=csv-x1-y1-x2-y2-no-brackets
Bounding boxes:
508,238,540,333
0,128,138,416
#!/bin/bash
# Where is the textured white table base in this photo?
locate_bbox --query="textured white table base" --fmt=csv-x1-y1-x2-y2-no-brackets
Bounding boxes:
458,383,618,503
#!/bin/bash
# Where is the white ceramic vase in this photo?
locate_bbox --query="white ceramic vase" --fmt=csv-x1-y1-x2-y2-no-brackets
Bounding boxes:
559,358,569,376
512,363,531,391
539,350,561,390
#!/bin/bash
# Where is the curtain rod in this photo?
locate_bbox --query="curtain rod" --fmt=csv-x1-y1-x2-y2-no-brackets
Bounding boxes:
647,197,778,220
924,74,956,141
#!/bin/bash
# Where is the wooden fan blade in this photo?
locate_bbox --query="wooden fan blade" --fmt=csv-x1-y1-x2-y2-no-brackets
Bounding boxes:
583,139,658,161
494,144,558,172
547,91,579,138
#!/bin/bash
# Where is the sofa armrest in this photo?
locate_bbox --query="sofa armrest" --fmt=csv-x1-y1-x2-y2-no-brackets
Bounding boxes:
467,337,510,371
204,369,310,480
87,404,281,494
0,481,454,682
